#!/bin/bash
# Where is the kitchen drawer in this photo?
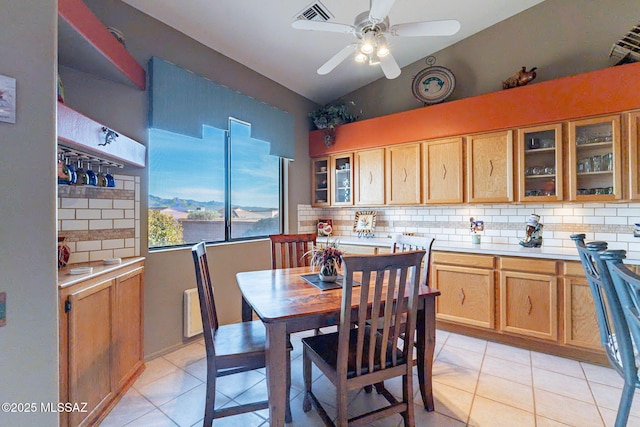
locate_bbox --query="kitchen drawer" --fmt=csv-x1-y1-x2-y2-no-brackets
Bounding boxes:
500,257,557,275
432,251,495,269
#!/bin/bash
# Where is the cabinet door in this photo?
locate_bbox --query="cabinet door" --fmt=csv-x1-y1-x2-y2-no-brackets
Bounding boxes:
563,275,600,350
500,271,557,341
311,157,330,206
354,149,385,205
567,115,622,201
628,111,640,200
466,130,513,203
385,143,421,205
432,264,495,329
68,279,115,426
114,267,144,390
423,137,463,204
517,124,563,202
330,154,353,205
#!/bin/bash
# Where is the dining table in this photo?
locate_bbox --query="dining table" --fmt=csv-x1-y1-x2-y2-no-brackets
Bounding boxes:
236,265,441,426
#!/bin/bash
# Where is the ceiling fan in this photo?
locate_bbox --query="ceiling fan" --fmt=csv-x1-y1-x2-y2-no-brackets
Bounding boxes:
292,0,461,79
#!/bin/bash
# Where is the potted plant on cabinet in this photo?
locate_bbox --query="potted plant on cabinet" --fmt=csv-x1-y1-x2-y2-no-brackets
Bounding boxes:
309,100,359,147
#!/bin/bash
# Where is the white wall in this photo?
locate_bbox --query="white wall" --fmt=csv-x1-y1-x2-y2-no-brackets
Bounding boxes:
0,0,59,424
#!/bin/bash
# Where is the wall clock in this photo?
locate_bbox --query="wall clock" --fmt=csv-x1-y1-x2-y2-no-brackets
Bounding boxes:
411,64,455,105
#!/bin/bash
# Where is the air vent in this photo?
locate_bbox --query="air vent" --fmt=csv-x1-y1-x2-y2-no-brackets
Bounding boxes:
610,22,640,65
295,1,333,22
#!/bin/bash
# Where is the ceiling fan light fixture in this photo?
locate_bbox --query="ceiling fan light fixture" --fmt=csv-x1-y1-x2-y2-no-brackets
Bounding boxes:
355,52,367,63
376,35,389,57
368,54,381,66
360,31,375,54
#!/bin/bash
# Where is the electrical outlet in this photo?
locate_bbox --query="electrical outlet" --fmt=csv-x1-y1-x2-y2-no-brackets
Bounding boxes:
0,292,5,327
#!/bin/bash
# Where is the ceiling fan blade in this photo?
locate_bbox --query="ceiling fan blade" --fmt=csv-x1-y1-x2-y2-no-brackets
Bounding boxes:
317,44,357,75
369,0,396,23
379,53,401,79
292,20,354,34
390,19,461,37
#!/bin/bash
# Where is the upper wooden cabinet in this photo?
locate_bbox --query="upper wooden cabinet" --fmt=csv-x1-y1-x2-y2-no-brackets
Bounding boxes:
385,143,421,205
466,130,514,203
330,153,353,206
628,111,640,200
422,137,464,204
354,149,385,205
567,115,622,201
311,157,330,207
517,124,563,202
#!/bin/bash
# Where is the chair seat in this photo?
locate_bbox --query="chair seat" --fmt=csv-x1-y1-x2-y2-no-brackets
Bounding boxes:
214,320,293,361
303,326,405,378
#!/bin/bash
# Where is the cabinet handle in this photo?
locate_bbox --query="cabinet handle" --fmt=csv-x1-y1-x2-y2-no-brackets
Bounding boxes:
369,171,373,184
459,288,466,305
403,168,408,182
489,159,494,177
442,164,447,180
526,295,533,315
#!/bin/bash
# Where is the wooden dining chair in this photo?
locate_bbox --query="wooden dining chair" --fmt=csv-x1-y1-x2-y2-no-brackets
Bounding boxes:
192,242,292,425
270,233,317,269
302,250,426,427
571,235,636,427
392,234,435,285
598,249,640,427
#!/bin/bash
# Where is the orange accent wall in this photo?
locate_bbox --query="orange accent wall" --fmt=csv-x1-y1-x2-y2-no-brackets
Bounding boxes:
309,62,640,157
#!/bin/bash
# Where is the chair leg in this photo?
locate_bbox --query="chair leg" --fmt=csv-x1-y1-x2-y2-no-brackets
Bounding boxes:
364,385,373,393
336,382,348,426
615,383,635,427
203,372,216,426
285,348,292,423
302,347,312,412
402,374,415,427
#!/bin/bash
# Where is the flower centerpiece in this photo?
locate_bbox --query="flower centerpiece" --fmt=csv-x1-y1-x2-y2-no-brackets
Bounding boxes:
309,100,360,147
469,217,485,244
306,239,344,282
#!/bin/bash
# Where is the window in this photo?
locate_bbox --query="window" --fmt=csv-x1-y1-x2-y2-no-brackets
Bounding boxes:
148,119,282,249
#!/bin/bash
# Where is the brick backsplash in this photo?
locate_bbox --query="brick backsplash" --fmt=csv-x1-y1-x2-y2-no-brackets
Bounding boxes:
298,202,640,252
58,174,140,264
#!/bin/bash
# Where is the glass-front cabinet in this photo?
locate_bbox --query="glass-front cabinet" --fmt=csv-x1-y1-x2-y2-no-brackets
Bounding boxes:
517,124,563,202
330,153,353,205
311,157,330,207
568,115,622,201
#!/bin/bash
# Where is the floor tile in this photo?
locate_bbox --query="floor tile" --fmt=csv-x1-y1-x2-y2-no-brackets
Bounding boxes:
468,395,535,427
215,370,266,400
445,333,488,354
588,381,640,419
531,350,585,378
534,388,604,427
432,360,480,393
123,408,179,426
535,415,574,426
134,357,181,388
485,341,531,365
163,342,206,369
598,405,640,427
99,388,155,427
432,382,474,423
158,383,214,427
532,367,594,403
136,370,202,407
581,362,624,388
413,407,466,426
436,344,485,371
475,373,534,412
481,355,532,386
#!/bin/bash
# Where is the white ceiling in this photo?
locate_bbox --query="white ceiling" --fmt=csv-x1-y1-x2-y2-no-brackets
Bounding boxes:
123,0,545,105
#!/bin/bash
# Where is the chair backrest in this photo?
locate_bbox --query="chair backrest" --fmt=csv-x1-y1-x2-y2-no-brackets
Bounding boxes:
269,233,316,269
192,242,219,352
600,250,640,386
570,234,632,377
338,251,426,377
392,234,435,285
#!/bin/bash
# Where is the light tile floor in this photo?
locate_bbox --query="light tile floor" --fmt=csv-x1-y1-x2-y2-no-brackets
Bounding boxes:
100,329,640,426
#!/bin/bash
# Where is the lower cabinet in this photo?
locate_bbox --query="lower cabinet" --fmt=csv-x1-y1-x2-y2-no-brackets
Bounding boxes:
59,260,145,427
432,252,495,329
562,261,601,350
499,257,558,341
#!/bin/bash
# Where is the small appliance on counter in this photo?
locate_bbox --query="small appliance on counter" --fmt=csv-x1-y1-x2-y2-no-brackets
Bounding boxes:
519,214,543,247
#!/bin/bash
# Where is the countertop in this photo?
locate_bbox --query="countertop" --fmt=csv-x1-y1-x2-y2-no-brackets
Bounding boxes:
58,256,145,288
318,236,640,265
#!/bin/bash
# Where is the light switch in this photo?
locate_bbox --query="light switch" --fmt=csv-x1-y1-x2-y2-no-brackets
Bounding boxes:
0,292,6,326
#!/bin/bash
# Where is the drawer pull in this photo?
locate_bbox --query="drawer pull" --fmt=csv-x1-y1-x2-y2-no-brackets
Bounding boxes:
442,164,447,180
459,288,466,305
403,167,408,182
526,295,533,315
489,159,494,177
369,171,373,184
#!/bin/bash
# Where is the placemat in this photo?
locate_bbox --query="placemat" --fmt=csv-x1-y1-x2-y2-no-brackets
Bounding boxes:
300,273,361,291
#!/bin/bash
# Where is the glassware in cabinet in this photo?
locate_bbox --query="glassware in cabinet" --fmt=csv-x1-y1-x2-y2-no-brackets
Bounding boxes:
330,153,353,205
311,157,330,206
568,115,621,201
517,124,563,201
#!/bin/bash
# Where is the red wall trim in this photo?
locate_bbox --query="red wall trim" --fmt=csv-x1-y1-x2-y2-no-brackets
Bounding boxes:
309,62,640,157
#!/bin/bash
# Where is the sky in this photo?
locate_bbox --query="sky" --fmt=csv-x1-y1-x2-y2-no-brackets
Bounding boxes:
148,120,279,209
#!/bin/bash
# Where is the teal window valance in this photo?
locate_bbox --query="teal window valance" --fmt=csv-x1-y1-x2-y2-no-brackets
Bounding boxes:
148,56,295,159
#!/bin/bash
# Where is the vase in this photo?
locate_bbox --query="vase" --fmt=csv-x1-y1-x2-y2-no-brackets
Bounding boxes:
471,234,481,244
318,264,338,282
58,236,71,268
